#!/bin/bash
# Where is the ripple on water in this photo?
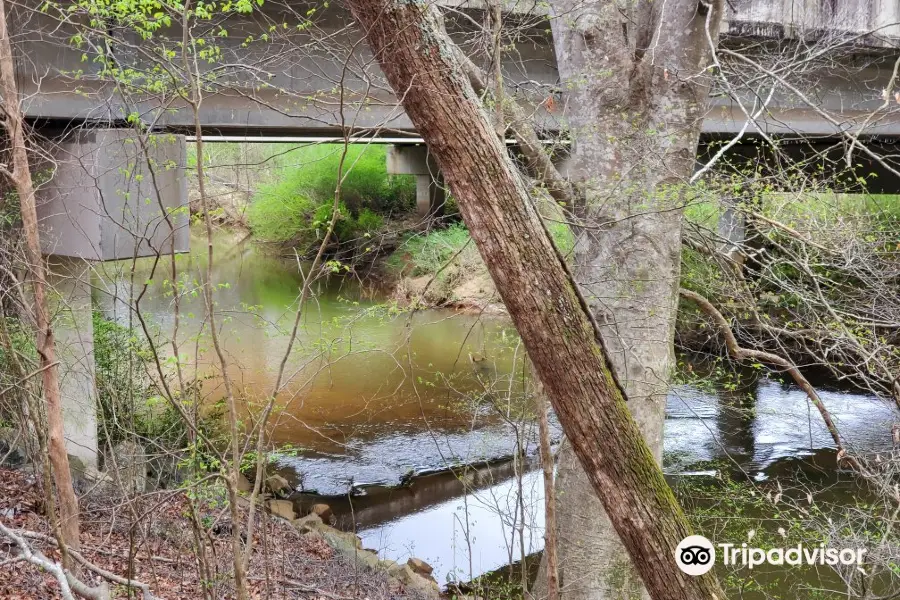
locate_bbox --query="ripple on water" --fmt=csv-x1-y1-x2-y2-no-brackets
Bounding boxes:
280,422,563,496
288,380,897,496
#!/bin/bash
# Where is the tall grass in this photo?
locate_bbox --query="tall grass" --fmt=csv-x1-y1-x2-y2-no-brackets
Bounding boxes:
387,223,472,275
389,217,574,277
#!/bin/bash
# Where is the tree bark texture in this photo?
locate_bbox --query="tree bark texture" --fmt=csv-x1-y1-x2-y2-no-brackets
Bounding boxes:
0,0,81,550
547,1,723,596
344,1,724,598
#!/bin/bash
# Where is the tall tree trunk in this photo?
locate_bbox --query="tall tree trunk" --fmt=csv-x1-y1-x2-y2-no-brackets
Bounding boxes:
0,0,81,550
345,2,723,598
547,1,723,596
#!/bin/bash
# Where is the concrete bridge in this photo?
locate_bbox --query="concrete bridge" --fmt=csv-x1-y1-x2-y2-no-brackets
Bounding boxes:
8,0,900,471
17,0,900,213
11,0,900,139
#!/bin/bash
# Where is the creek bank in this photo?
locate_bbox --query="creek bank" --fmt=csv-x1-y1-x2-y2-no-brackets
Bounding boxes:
91,225,899,591
188,180,252,231
283,509,442,599
0,431,443,599
0,432,445,598
381,223,507,315
0,466,430,600
0,427,171,496
244,470,442,595
391,271,506,315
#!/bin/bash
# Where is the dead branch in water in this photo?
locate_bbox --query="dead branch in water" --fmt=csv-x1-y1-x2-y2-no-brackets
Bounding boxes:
679,287,865,473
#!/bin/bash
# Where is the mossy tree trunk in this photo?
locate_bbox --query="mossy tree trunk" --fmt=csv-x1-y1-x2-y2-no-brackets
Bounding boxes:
546,0,724,596
345,1,724,598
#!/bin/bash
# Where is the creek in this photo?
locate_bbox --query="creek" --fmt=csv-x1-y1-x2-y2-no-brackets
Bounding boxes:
98,229,900,590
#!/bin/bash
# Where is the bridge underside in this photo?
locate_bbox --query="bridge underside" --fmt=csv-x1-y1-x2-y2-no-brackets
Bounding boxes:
14,0,900,143
14,0,900,200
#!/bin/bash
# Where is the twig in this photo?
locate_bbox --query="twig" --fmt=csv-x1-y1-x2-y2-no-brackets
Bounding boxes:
0,361,60,397
19,530,158,600
679,288,864,472
747,210,834,254
281,579,353,599
0,519,81,600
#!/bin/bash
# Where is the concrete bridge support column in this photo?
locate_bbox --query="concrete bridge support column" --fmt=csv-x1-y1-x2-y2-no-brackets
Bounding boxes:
386,145,446,219
718,197,747,262
33,128,189,475
875,0,900,39
414,173,446,220
47,257,98,472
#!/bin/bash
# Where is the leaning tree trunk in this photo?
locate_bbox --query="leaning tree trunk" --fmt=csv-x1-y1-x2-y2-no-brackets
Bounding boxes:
345,1,724,599
0,0,81,550
545,1,723,596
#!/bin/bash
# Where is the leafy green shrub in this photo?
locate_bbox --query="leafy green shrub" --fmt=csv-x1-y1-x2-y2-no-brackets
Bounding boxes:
311,201,356,241
0,317,35,373
248,144,414,247
248,189,316,243
289,144,414,214
683,196,720,228
356,208,384,232
680,246,729,301
94,312,156,449
93,312,215,455
0,317,36,430
1,190,20,228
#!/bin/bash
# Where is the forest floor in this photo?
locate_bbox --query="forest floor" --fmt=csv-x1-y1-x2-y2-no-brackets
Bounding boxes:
0,467,426,600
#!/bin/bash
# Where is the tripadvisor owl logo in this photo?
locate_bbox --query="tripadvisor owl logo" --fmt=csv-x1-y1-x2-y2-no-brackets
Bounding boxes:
675,534,868,576
675,535,716,576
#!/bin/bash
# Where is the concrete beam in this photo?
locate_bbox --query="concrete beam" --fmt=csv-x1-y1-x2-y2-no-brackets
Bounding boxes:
36,129,189,261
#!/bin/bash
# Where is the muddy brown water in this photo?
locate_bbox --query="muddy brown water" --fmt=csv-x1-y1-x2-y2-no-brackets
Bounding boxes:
98,230,900,590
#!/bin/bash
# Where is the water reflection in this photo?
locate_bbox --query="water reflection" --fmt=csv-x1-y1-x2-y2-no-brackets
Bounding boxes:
346,380,897,585
360,467,545,585
664,380,897,474
95,230,524,462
